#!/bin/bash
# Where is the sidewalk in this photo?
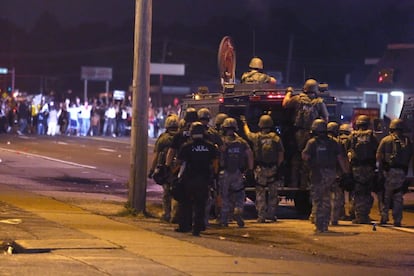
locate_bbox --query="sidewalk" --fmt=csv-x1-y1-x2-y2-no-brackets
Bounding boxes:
0,181,409,275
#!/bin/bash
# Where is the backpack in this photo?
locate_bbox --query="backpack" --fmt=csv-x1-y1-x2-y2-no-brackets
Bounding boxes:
350,129,377,164
255,132,279,165
155,132,175,166
389,134,412,172
294,94,323,129
152,132,175,185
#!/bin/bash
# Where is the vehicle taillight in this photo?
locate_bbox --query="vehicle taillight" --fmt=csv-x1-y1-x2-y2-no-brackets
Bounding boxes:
267,94,284,99
218,97,224,103
249,95,261,101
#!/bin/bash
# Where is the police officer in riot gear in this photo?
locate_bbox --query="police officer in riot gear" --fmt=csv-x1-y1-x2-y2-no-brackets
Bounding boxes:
327,121,347,224
348,115,378,224
148,114,180,222
242,114,284,223
164,108,198,225
197,107,224,224
219,117,254,227
241,57,276,84
282,78,329,193
376,119,413,227
302,119,349,233
176,122,220,236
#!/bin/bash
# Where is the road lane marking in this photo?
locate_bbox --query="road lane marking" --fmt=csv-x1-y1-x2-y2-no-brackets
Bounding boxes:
0,147,96,169
99,147,116,152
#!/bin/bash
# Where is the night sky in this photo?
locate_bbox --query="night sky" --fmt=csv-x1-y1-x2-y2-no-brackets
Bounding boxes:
1,0,414,95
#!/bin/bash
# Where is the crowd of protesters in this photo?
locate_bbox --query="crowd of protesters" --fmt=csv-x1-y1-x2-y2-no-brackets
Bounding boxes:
0,95,179,138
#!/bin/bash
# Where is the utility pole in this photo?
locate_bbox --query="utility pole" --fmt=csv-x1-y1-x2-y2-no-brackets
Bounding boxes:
129,0,152,213
285,34,294,84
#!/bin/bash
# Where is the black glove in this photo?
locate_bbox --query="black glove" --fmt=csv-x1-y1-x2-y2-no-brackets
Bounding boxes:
244,169,255,186
152,165,170,185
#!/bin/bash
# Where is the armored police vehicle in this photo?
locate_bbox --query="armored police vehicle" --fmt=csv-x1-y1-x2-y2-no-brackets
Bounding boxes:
180,37,342,214
399,96,414,187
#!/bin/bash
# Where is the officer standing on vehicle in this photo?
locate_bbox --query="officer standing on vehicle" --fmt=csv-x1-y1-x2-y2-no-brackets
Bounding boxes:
219,118,254,227
241,57,276,84
302,119,349,233
282,79,329,191
148,114,180,222
242,114,284,222
176,122,220,236
376,119,413,227
348,115,378,224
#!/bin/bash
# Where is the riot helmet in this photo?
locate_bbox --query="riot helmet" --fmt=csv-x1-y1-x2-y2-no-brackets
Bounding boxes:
339,123,352,135
311,119,327,134
197,86,209,94
184,107,198,123
355,115,370,129
164,114,179,129
214,113,229,128
258,115,274,129
249,57,263,70
190,122,205,139
303,78,319,94
197,107,211,121
327,122,339,136
389,118,404,132
222,117,239,131
178,118,186,129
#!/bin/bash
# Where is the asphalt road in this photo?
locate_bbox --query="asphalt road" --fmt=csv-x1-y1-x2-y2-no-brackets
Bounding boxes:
1,133,413,271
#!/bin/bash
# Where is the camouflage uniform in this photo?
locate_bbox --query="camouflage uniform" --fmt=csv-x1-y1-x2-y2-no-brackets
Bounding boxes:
245,131,284,222
349,126,378,224
153,131,177,221
241,57,275,84
197,108,224,225
338,129,352,219
303,131,342,232
241,70,273,84
327,124,347,224
377,129,413,226
283,92,329,190
219,131,251,227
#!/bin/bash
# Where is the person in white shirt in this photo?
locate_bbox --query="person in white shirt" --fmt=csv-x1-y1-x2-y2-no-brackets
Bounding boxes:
79,101,92,136
46,102,58,136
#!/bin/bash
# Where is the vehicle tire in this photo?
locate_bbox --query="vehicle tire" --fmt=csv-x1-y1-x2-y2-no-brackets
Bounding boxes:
294,190,312,218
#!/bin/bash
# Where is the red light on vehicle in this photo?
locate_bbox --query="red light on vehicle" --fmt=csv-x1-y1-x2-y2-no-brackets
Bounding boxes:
267,94,284,99
218,97,224,103
249,95,261,101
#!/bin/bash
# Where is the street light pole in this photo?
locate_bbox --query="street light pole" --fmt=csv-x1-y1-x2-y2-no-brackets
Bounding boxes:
128,0,152,213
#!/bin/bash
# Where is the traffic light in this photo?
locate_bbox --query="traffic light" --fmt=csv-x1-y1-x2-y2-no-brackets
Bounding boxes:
378,68,394,84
